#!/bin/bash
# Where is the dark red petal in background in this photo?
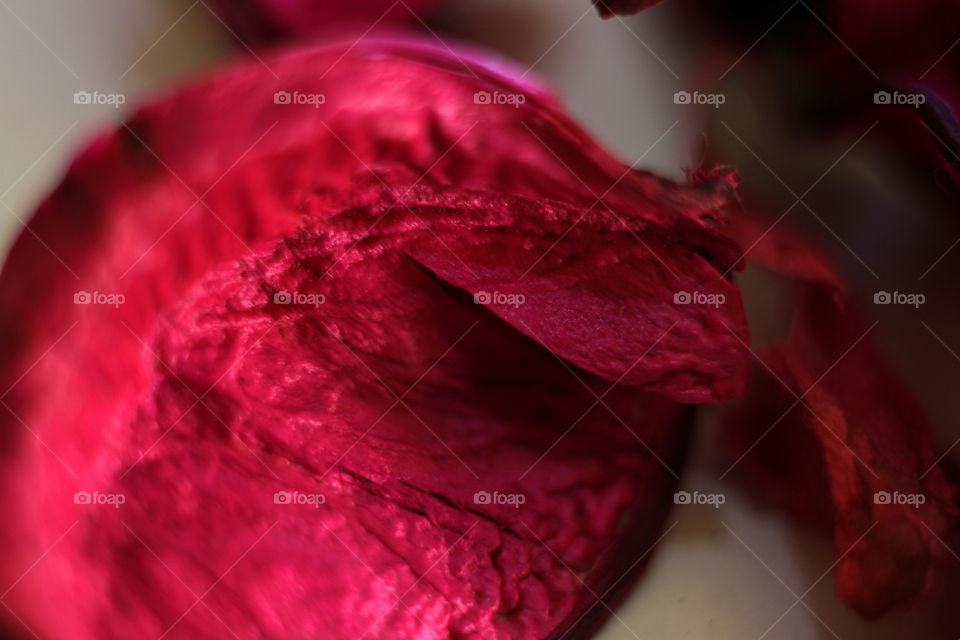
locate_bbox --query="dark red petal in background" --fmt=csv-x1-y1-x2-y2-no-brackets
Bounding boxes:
779,290,959,617
720,215,960,620
914,81,960,190
0,38,742,639
726,210,844,294
592,0,666,18
206,0,444,44
834,0,960,194
697,0,960,193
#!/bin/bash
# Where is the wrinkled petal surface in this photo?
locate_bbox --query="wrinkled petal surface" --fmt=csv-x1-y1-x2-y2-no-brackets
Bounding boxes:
0,37,747,639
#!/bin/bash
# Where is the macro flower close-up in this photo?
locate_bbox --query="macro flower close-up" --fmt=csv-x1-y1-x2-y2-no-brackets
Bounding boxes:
0,2,958,639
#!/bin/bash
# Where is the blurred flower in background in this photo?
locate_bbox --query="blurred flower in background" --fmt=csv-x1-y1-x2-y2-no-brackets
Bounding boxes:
206,0,445,44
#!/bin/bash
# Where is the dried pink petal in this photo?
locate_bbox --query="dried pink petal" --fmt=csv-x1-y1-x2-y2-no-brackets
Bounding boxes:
0,38,748,639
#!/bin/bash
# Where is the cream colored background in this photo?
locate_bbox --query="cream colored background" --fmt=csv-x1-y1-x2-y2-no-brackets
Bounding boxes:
0,1,944,639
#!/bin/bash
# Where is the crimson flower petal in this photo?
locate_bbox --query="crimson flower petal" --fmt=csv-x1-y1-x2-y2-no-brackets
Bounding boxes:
403,179,748,403
0,37,744,639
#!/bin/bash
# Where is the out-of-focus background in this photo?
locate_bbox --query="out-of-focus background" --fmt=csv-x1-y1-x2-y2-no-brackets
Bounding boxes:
1,1,957,638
